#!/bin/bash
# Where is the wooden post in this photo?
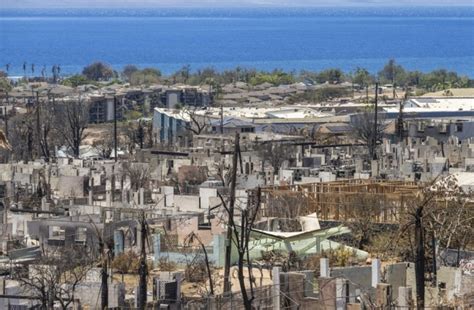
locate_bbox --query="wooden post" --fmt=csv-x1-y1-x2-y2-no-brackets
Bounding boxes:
223,132,239,294
35,91,41,158
114,96,118,162
372,82,379,160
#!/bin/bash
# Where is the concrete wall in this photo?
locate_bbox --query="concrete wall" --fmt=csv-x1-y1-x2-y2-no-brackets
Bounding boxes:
167,92,179,108
331,266,372,297
0,280,35,308
74,281,125,308
8,213,33,238
56,175,86,198
385,263,408,299
162,186,174,207
174,215,225,247
174,195,200,212
199,187,217,210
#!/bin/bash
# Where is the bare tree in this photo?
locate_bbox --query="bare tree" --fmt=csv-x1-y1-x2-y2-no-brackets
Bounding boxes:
56,97,89,158
184,232,215,296
6,95,59,162
399,176,474,309
93,125,115,159
343,193,396,250
112,250,140,282
265,192,312,231
122,120,153,154
177,165,208,193
8,113,35,161
351,110,386,160
218,187,262,310
38,99,59,161
123,163,150,191
423,176,474,266
54,251,94,309
15,246,94,310
122,121,137,155
183,107,209,135
256,143,295,176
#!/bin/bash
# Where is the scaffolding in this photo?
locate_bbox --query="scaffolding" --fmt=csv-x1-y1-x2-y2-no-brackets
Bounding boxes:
260,179,422,224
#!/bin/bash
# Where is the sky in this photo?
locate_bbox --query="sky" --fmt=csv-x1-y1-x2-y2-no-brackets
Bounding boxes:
2,0,474,8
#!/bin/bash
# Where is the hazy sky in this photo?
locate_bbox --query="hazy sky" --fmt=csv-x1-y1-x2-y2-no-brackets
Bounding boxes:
3,0,474,8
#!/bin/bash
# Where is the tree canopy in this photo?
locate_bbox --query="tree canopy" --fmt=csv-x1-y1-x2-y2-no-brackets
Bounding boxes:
0,76,12,92
121,64,139,81
62,74,91,87
315,68,345,84
82,62,114,81
352,67,374,88
71,59,472,92
378,59,406,85
130,67,161,85
249,70,295,86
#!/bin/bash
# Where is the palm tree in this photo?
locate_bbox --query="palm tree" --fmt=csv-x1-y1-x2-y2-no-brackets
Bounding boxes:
52,65,57,83
5,63,10,74
52,65,60,83
180,64,191,83
204,77,222,100
23,62,27,78
31,64,35,76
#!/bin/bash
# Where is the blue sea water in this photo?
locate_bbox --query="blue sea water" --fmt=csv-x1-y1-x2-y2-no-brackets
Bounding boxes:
1,7,474,77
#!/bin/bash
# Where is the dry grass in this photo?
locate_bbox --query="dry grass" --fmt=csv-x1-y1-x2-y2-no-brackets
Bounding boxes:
422,88,474,97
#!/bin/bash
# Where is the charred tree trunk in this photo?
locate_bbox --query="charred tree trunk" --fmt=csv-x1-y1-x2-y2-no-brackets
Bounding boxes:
237,251,252,310
199,241,214,296
223,132,239,294
415,205,425,309
100,240,108,310
138,216,148,310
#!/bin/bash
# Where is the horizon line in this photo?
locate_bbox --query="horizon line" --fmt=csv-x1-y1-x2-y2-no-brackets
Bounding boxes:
2,4,474,9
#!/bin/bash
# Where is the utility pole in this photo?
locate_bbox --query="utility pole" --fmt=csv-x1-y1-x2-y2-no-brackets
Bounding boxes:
111,96,118,204
372,82,379,160
220,104,224,134
114,96,118,162
392,62,396,99
137,212,148,310
35,91,41,159
4,92,9,140
397,99,405,142
100,235,108,310
223,132,240,294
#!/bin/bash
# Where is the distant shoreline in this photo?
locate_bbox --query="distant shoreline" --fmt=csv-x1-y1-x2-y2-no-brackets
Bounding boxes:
2,6,474,17
4,59,474,79
2,5,474,11
2,6,473,77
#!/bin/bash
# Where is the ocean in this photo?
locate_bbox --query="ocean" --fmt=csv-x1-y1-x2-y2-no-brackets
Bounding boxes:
1,7,474,77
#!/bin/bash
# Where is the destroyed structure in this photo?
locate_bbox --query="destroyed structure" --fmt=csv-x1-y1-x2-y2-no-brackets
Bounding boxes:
0,80,473,309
